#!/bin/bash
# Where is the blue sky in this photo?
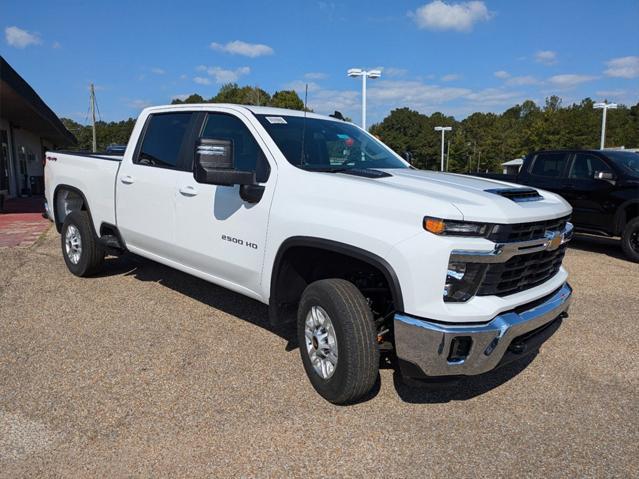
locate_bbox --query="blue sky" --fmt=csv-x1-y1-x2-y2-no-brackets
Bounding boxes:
2,0,638,125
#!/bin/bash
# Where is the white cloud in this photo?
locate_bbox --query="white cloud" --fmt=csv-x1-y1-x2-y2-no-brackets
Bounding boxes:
535,50,558,65
494,70,510,79
410,1,493,32
307,89,361,116
284,80,321,93
596,90,626,98
604,56,639,79
441,73,461,82
151,67,166,75
5,26,41,48
505,75,540,86
465,88,525,106
179,74,188,80
304,72,327,80
52,41,61,49
128,99,152,109
547,74,597,88
210,40,274,58
195,66,250,84
368,80,471,106
383,67,408,77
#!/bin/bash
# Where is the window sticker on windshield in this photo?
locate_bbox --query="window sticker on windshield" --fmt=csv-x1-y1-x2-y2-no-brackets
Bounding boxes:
266,116,287,124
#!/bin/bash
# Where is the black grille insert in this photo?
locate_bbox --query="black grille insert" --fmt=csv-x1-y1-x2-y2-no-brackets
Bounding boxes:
474,216,571,297
488,215,570,243
477,245,566,297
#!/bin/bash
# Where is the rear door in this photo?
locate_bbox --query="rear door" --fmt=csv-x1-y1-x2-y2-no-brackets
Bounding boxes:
173,110,276,297
566,152,616,232
520,151,570,194
116,111,196,260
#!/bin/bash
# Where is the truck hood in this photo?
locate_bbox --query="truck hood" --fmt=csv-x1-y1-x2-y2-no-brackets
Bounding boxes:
362,168,572,223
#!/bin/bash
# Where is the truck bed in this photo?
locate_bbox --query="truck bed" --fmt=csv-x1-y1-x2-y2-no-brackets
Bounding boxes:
45,150,122,232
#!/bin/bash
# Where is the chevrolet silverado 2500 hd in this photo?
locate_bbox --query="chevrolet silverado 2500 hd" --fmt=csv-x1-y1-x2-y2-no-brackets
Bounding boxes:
45,104,574,404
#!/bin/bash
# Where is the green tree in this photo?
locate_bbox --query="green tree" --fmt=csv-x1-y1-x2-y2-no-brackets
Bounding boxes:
269,90,304,110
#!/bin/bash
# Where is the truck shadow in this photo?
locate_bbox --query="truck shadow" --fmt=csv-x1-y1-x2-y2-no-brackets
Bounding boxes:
568,234,626,261
95,254,538,405
389,354,537,404
96,254,299,349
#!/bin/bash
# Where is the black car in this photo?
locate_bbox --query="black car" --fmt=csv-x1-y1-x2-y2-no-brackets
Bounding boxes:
511,150,639,262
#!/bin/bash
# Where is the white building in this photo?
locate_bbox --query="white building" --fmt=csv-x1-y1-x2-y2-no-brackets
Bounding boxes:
1,55,76,200
501,158,524,175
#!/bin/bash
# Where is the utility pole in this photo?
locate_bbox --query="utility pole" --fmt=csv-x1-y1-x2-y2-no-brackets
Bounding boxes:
446,139,450,172
477,150,481,172
90,83,97,152
594,102,618,149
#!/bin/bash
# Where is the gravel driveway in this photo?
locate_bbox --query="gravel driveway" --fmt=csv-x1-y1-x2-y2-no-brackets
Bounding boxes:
1,228,637,477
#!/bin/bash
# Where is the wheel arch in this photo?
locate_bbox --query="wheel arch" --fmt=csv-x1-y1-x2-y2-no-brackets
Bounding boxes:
614,199,639,236
269,236,404,324
52,184,95,234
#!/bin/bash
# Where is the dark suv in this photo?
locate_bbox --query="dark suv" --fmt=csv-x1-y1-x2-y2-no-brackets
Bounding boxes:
515,150,639,261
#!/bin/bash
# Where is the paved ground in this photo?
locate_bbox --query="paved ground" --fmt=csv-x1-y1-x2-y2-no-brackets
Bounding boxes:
0,197,49,248
0,228,637,478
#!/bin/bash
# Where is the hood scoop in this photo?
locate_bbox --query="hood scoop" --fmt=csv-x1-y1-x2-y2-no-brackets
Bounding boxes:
485,187,543,202
339,168,392,179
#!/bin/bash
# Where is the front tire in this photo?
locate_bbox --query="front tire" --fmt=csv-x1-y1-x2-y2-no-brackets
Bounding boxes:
61,210,105,276
297,279,379,404
621,217,639,263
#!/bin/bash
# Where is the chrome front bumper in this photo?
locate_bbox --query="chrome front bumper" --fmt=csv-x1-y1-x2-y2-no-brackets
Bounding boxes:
394,283,572,377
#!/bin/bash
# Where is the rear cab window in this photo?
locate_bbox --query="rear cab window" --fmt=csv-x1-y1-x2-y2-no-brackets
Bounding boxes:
135,112,194,170
530,152,569,178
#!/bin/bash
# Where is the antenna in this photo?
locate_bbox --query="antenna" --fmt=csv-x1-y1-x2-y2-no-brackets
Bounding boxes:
90,83,97,152
300,83,308,167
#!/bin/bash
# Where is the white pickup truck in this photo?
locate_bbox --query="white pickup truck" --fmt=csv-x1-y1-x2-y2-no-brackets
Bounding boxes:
45,104,573,404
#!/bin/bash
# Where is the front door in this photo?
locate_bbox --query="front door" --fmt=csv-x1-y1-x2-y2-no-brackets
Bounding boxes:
116,112,196,261
565,153,616,232
173,111,276,298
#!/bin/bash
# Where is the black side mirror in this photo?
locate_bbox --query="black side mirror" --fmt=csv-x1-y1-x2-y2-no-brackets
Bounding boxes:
193,138,265,203
194,138,253,186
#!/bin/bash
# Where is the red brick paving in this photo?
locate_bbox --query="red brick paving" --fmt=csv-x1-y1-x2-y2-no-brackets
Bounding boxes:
0,197,51,248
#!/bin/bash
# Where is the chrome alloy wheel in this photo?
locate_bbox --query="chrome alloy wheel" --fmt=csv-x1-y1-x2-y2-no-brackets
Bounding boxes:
304,305,339,379
64,225,82,264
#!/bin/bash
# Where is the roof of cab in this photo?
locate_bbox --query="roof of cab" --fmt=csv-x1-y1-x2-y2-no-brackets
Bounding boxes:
141,103,345,123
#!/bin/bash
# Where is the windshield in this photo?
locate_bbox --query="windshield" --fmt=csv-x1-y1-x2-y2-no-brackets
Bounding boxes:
603,151,639,175
256,114,408,171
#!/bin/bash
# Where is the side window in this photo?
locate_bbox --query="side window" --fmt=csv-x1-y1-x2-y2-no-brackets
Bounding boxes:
530,152,568,178
201,113,270,182
136,113,193,169
569,154,612,179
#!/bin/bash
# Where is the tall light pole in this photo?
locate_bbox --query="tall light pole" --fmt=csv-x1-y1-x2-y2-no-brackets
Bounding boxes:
594,101,618,149
434,126,452,171
347,68,381,130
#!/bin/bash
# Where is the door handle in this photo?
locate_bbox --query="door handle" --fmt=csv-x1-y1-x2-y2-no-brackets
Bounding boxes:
179,185,198,197
120,175,135,185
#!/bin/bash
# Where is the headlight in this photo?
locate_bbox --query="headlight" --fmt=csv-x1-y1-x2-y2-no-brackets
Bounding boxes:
444,261,487,302
424,217,493,237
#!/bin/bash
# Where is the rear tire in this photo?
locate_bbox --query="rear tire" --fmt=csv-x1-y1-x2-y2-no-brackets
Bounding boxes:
621,217,639,263
297,279,379,404
61,210,105,276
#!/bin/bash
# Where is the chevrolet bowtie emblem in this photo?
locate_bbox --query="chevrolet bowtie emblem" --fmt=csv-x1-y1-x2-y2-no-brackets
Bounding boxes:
545,231,563,251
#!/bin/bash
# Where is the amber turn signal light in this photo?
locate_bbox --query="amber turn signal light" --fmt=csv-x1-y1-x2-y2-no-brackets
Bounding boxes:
424,217,446,234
